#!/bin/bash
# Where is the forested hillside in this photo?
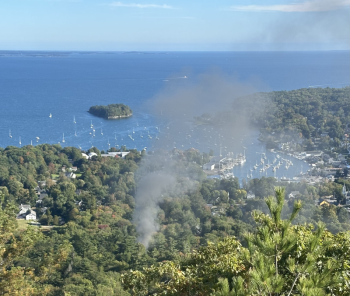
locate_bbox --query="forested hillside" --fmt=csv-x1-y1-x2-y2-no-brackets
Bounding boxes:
1,87,350,295
0,143,350,295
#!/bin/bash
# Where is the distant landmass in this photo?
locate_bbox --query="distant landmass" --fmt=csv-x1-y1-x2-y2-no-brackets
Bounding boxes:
88,104,132,119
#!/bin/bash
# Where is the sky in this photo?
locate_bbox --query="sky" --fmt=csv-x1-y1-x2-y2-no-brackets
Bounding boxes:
0,0,349,51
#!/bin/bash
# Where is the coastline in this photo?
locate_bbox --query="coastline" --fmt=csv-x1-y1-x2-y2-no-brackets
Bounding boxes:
87,111,133,119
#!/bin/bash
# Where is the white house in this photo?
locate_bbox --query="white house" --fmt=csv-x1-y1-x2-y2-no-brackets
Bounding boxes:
101,152,130,158
88,152,98,158
247,191,256,199
288,191,300,199
81,153,89,159
203,163,215,170
17,204,36,220
65,172,76,179
17,204,31,218
25,210,37,220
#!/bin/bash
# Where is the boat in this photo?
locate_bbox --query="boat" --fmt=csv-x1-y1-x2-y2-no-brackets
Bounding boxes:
49,113,52,118
75,131,77,137
90,121,93,128
62,133,65,143
133,128,135,134
73,116,76,124
19,137,21,145
9,129,12,138
101,128,103,135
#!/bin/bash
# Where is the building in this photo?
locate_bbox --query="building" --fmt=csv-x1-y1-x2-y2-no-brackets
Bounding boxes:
101,151,130,158
25,210,37,220
342,184,350,205
247,191,256,199
65,172,76,179
288,191,300,199
17,204,36,220
17,204,31,217
88,152,98,158
203,163,215,170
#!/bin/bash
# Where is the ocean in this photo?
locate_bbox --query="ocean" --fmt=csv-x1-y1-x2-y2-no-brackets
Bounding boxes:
0,51,349,181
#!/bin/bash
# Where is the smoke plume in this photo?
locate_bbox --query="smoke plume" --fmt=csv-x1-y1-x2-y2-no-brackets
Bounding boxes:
133,71,264,248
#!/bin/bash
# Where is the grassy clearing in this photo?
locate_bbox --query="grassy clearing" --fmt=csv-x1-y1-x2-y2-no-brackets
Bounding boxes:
17,219,29,230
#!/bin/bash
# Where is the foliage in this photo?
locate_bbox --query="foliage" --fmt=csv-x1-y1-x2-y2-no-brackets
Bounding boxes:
123,188,350,295
88,104,132,119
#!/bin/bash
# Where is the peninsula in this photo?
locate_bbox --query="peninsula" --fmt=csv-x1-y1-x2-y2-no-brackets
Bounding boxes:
88,103,132,119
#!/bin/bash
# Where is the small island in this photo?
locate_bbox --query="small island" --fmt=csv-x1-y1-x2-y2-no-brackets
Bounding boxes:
88,103,132,119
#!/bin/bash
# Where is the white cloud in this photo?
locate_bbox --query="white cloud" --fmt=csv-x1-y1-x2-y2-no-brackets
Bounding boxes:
229,0,350,12
110,2,174,9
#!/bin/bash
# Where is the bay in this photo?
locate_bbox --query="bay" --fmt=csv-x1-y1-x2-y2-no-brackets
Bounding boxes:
0,51,349,181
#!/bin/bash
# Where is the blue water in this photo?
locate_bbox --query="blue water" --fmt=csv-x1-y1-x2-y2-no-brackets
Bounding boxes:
1,51,349,180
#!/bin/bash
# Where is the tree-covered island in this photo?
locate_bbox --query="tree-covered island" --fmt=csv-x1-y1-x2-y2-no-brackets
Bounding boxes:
88,103,132,119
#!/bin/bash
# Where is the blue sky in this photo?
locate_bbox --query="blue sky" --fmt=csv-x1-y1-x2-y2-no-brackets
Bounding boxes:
1,0,349,51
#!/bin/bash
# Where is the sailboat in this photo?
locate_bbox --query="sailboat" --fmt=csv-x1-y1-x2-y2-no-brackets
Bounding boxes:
19,137,21,146
90,121,93,128
9,129,12,138
75,131,77,137
73,116,76,124
49,113,52,118
62,133,65,143
101,128,103,135
132,128,135,134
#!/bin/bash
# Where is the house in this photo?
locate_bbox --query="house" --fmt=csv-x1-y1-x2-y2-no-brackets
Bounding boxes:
71,166,78,172
17,204,36,220
342,184,350,205
17,204,31,218
88,152,98,158
247,191,256,199
26,210,37,220
101,152,130,158
65,172,76,179
81,153,89,159
288,191,300,199
203,163,215,170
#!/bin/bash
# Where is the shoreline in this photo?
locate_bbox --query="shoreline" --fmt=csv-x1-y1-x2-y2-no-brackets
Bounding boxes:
87,111,133,120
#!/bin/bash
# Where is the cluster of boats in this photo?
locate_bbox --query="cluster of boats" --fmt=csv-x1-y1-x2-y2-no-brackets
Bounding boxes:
246,153,294,179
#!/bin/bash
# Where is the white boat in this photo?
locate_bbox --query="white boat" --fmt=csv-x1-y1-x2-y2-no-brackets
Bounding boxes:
90,121,93,128
101,128,103,135
9,129,12,138
49,113,52,118
19,137,21,145
73,116,76,124
62,133,65,143
75,131,77,137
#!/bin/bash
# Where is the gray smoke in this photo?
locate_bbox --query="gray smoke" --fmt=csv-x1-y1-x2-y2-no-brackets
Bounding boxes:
134,171,176,248
133,71,265,248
